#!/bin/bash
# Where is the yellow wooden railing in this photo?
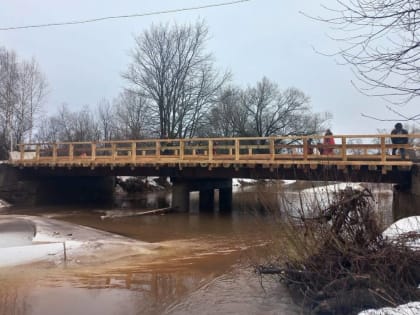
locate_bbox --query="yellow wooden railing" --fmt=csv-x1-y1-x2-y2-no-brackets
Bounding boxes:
9,134,420,167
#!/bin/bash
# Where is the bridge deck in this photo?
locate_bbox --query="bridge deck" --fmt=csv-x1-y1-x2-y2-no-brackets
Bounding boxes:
9,134,420,173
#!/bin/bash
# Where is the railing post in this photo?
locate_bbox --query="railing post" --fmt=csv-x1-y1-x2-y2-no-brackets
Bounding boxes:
208,140,213,161
69,144,74,161
36,145,40,161
20,144,24,161
341,137,347,161
131,142,136,163
91,143,96,161
52,143,57,163
180,140,184,160
303,137,308,160
270,138,275,161
235,139,239,160
381,136,386,162
156,141,161,159
112,143,116,161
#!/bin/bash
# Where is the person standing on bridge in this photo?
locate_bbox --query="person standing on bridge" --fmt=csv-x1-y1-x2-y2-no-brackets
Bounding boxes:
322,129,335,155
391,123,408,159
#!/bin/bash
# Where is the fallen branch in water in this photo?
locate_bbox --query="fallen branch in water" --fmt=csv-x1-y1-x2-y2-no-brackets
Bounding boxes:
136,207,176,216
100,207,176,219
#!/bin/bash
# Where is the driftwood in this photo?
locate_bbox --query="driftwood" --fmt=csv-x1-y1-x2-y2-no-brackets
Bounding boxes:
136,207,175,216
100,207,175,219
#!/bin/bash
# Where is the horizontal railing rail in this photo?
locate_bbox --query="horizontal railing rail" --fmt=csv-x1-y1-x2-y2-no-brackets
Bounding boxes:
9,134,420,167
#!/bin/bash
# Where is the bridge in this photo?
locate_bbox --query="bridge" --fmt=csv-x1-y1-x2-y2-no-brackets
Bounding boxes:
2,134,420,219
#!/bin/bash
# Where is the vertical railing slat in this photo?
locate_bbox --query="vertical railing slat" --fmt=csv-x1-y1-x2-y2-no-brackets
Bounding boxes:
20,144,24,161
36,145,40,161
91,143,96,161
381,136,386,162
156,141,160,159
270,138,275,161
131,142,136,163
69,144,74,161
52,143,57,163
342,136,347,161
208,140,213,161
235,139,239,160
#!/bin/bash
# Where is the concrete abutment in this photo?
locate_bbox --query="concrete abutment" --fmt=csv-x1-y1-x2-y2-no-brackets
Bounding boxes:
0,165,114,205
392,164,420,221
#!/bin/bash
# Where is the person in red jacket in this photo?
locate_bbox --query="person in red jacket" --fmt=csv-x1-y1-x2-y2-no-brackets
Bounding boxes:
322,129,335,155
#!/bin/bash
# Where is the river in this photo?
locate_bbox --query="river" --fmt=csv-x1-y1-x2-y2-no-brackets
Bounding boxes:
0,181,393,315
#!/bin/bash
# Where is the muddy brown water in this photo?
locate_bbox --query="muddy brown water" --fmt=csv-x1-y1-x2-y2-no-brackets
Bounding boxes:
0,182,393,315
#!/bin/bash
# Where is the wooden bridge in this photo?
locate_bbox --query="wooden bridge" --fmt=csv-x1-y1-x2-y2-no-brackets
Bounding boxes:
9,134,420,173
3,134,420,217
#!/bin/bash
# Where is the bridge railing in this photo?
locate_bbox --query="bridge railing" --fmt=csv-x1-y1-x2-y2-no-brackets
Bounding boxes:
10,134,420,166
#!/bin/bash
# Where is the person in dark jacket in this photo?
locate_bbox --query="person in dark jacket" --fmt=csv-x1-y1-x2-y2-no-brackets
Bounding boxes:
391,123,408,159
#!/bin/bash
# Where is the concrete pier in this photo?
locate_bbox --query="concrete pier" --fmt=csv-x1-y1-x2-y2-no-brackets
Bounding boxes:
171,178,232,212
199,189,215,212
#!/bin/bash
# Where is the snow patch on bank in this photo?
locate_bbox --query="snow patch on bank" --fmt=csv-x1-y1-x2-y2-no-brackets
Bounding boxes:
358,302,420,315
383,216,420,249
294,182,365,215
0,215,158,268
232,178,296,187
0,199,11,208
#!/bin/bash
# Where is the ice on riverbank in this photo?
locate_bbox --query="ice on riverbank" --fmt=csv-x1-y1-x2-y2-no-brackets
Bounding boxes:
0,215,158,268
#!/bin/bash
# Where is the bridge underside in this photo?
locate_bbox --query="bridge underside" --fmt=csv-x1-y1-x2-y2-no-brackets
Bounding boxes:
16,164,411,184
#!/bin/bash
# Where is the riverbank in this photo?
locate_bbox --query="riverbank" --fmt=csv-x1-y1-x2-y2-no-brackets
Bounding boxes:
0,215,159,268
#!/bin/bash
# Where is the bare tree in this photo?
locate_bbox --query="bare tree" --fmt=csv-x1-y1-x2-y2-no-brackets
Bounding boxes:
96,98,116,141
113,90,153,139
38,104,99,142
202,79,331,138
0,47,47,158
0,48,19,156
317,0,420,105
242,77,316,137
15,58,47,143
202,87,248,137
123,20,229,139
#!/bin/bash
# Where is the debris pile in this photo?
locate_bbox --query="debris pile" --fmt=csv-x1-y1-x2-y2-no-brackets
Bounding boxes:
258,188,420,315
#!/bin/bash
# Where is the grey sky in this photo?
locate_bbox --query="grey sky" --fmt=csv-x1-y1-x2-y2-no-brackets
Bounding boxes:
0,0,418,135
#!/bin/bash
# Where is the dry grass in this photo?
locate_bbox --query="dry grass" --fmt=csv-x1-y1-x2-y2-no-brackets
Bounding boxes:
256,186,420,315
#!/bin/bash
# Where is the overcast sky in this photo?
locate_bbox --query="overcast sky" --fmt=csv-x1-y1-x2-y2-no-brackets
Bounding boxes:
0,0,418,135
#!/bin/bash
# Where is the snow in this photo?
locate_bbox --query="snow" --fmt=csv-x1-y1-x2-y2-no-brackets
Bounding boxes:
0,241,81,267
358,302,420,315
357,217,420,314
383,216,420,249
232,178,296,187
232,178,258,186
0,215,158,268
293,182,365,216
0,199,10,208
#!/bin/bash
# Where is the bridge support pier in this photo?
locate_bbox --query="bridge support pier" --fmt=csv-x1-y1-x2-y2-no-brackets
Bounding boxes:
219,186,233,213
171,178,232,213
172,181,190,212
199,189,215,211
392,166,420,221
